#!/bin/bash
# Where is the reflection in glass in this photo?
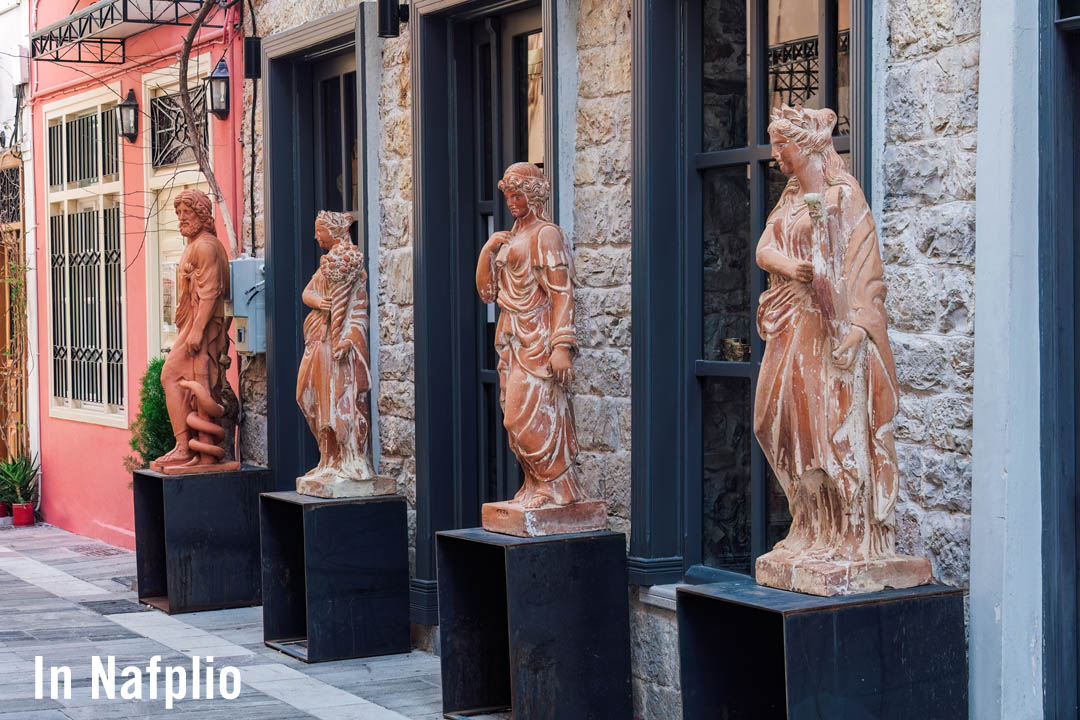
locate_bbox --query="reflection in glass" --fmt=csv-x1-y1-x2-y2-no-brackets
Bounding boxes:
702,377,752,573
516,32,544,166
837,4,851,134
702,0,750,151
702,165,751,361
767,0,851,134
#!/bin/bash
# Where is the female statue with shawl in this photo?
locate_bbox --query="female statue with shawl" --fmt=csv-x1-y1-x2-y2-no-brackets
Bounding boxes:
753,105,931,595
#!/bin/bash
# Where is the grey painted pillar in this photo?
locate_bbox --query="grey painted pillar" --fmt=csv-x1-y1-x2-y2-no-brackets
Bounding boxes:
969,0,1044,717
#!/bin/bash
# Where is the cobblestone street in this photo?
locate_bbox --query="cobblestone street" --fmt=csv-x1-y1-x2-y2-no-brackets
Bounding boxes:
0,524,445,719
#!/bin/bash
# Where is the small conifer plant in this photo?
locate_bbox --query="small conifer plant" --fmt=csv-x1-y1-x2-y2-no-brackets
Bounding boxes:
124,357,175,472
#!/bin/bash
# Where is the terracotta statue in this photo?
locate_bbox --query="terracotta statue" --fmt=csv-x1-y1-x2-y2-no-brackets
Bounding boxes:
150,189,240,475
295,211,392,498
753,105,932,596
475,162,605,536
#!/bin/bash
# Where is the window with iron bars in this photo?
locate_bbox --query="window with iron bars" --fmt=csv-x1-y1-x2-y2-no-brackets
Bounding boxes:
150,86,208,168
45,99,125,422
0,167,19,226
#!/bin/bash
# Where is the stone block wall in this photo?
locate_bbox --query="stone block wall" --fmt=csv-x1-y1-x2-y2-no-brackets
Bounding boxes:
881,0,979,588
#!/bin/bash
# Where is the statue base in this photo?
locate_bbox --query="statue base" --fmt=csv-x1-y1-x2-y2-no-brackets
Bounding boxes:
481,499,607,537
755,550,933,597
296,472,396,499
677,574,966,718
148,459,242,475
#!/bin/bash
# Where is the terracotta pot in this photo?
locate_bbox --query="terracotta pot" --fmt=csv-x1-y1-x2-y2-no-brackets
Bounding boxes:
11,503,33,526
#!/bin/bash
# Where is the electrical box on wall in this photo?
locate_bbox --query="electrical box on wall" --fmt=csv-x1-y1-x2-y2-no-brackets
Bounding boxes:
227,256,266,355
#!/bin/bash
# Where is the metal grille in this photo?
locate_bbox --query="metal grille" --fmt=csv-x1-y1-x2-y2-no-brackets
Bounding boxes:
66,113,100,186
103,205,123,406
47,124,63,187
67,208,102,404
768,30,851,133
71,543,126,557
0,168,19,225
150,87,207,168
100,108,119,178
49,213,67,399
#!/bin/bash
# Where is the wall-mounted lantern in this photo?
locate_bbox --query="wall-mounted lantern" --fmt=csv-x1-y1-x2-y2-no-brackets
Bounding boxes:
207,59,230,118
378,0,409,38
116,89,139,142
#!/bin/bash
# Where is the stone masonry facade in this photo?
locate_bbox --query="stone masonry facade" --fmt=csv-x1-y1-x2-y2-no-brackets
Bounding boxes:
234,1,977,718
882,0,979,590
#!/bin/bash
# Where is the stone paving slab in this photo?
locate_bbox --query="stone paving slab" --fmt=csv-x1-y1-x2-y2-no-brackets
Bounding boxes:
0,524,447,720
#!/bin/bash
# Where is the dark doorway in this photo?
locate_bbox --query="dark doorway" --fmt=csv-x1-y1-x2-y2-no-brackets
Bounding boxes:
264,40,362,484
410,0,557,623
470,6,543,511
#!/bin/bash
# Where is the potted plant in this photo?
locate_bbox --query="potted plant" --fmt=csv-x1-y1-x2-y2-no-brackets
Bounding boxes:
0,455,39,527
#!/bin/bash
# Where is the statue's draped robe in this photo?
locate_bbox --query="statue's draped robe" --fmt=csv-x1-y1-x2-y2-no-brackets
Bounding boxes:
296,263,373,479
754,181,900,559
479,221,584,505
168,232,231,418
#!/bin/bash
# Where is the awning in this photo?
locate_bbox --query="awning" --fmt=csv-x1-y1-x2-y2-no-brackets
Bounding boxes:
31,0,221,65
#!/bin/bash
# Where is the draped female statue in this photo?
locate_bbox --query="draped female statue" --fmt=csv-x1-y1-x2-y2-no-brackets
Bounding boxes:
295,211,391,498
475,162,606,536
753,105,931,595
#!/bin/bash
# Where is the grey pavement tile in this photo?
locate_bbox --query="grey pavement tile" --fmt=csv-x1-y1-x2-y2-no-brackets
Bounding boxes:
0,711,70,719
0,697,63,713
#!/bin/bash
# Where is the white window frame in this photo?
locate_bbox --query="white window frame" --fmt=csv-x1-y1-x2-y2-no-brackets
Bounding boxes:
141,54,215,357
42,84,128,428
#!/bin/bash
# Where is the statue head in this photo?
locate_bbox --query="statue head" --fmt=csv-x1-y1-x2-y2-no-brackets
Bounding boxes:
315,210,355,251
498,162,550,221
173,188,215,239
767,105,841,177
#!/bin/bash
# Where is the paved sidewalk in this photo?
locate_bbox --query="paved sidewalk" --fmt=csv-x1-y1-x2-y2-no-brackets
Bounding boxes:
0,523,444,719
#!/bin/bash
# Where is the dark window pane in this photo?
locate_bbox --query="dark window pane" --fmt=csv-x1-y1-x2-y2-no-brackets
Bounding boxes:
702,0,749,151
478,42,493,201
702,165,751,361
765,466,793,551
702,376,752,573
321,77,343,212
765,160,788,215
344,72,359,211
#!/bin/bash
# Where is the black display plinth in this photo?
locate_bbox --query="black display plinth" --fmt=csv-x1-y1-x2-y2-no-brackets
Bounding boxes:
260,492,409,663
436,528,632,719
678,574,967,719
133,465,276,614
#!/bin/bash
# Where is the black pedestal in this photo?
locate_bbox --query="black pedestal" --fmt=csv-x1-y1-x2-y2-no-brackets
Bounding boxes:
436,528,632,719
677,574,968,719
260,492,410,663
133,465,276,614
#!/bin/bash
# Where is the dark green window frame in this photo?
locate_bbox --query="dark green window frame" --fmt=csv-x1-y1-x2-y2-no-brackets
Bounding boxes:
628,0,874,585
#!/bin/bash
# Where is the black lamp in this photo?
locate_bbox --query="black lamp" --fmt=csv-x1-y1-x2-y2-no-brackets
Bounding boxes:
378,0,409,38
207,59,230,118
116,89,139,142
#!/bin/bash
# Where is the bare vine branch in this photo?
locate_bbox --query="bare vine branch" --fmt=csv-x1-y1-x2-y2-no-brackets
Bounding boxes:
177,0,238,255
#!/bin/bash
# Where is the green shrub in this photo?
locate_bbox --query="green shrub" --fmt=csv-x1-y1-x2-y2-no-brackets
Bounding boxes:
124,357,174,472
0,454,39,504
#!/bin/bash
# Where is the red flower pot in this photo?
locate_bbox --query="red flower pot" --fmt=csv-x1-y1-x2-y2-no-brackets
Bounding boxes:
0,503,7,518
11,503,33,526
